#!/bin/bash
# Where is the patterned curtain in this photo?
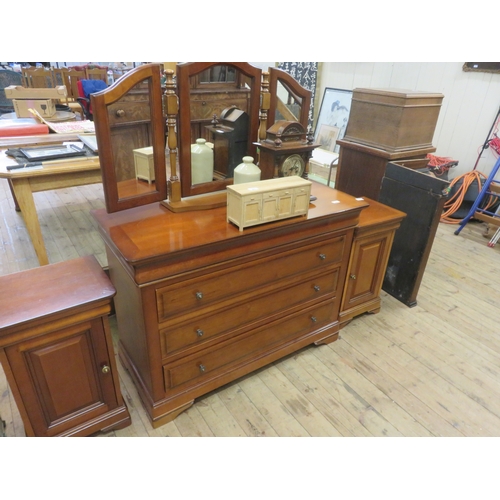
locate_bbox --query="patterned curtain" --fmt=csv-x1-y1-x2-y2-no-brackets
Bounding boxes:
277,62,318,131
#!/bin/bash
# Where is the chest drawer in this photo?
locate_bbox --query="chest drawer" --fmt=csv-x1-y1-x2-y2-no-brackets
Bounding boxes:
108,100,151,126
160,267,340,357
190,91,250,121
163,300,336,390
156,235,347,323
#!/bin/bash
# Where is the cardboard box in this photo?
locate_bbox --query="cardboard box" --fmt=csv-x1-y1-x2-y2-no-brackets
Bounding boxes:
13,99,56,118
343,88,444,153
4,85,67,100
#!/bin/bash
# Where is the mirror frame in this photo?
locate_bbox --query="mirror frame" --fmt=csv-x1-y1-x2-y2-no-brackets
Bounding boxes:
268,67,312,131
177,62,262,198
92,64,167,213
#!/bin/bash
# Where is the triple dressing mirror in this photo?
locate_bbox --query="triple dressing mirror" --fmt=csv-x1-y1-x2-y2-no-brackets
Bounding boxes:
93,62,314,214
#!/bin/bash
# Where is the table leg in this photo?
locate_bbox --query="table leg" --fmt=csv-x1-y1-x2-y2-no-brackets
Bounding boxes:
9,178,49,266
7,179,21,211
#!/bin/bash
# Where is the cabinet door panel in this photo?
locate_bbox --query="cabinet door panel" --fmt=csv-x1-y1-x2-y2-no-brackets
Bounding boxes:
243,199,261,224
5,319,117,436
343,235,387,308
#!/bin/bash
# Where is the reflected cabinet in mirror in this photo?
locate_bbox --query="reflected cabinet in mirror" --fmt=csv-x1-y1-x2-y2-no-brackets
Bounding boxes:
92,64,166,213
177,62,262,198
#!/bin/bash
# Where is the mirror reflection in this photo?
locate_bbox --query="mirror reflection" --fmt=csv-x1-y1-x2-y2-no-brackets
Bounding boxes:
107,78,157,200
275,80,303,123
188,64,252,187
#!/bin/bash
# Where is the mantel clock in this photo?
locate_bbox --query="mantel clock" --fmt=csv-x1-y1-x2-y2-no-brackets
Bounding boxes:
256,120,319,179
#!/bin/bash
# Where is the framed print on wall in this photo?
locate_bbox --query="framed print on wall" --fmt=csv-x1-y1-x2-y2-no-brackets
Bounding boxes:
314,88,353,153
316,124,340,152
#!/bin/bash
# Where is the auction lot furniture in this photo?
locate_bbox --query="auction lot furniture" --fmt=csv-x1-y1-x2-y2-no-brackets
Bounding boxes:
0,255,131,436
92,182,403,427
335,88,443,200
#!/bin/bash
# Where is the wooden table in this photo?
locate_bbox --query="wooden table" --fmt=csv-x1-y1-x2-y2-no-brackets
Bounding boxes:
0,133,102,266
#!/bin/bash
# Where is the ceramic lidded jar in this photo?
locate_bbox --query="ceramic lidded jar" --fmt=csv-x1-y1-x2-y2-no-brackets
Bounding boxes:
233,156,261,184
191,138,214,185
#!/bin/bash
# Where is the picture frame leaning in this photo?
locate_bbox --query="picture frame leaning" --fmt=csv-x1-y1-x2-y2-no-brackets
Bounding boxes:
314,87,353,153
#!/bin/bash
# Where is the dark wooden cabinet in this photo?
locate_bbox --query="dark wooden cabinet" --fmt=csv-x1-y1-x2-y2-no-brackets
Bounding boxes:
335,139,435,200
188,66,252,144
379,163,450,307
0,256,131,437
335,88,443,200
339,197,405,328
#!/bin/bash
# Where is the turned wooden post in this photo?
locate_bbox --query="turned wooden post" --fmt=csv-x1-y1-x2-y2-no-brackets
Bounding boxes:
258,71,270,162
163,68,182,203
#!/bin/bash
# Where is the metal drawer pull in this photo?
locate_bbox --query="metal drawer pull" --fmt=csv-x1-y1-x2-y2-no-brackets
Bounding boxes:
311,316,317,323
101,364,110,374
350,274,357,280
313,285,320,292
115,109,125,117
195,292,203,300
199,364,206,373
318,253,326,260
196,328,204,337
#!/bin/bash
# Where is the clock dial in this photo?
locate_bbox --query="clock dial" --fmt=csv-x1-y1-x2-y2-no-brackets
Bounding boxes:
281,154,305,177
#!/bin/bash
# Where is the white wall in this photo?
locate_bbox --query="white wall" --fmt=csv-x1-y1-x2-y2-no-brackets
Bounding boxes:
316,62,500,180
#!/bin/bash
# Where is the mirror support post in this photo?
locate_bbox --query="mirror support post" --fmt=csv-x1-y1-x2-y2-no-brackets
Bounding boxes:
164,69,182,204
259,71,270,148
161,67,227,213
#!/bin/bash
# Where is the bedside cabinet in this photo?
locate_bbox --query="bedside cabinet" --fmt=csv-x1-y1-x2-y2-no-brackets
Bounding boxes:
339,197,406,328
0,256,131,437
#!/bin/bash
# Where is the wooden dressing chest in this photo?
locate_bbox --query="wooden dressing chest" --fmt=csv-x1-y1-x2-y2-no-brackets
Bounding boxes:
92,182,370,427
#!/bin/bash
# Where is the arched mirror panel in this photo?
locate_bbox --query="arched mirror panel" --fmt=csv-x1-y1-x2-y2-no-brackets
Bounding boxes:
268,67,312,131
176,62,262,198
92,64,167,213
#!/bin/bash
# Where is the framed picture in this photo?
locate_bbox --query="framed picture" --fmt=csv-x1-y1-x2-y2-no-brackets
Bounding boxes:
314,88,353,153
316,124,340,152
19,144,86,162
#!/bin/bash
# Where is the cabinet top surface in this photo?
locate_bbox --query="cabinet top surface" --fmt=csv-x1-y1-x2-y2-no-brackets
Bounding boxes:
227,176,311,195
92,182,368,265
352,88,444,100
0,255,116,333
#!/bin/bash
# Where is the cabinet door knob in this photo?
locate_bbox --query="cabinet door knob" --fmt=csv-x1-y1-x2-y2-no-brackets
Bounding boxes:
311,316,317,323
350,274,357,280
314,285,320,292
101,364,110,374
195,292,203,300
199,364,206,373
115,109,125,117
196,328,204,337
318,253,326,260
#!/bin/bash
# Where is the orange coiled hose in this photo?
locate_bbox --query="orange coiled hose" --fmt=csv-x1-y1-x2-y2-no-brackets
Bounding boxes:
440,170,496,224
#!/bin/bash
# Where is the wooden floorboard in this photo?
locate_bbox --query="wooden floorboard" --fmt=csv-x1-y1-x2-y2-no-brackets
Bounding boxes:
1,177,500,437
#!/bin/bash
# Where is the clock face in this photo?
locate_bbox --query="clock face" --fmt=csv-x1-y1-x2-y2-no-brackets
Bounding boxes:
281,154,305,177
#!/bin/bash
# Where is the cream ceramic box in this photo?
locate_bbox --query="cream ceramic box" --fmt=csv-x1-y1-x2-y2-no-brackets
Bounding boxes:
227,176,312,231
133,146,155,183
